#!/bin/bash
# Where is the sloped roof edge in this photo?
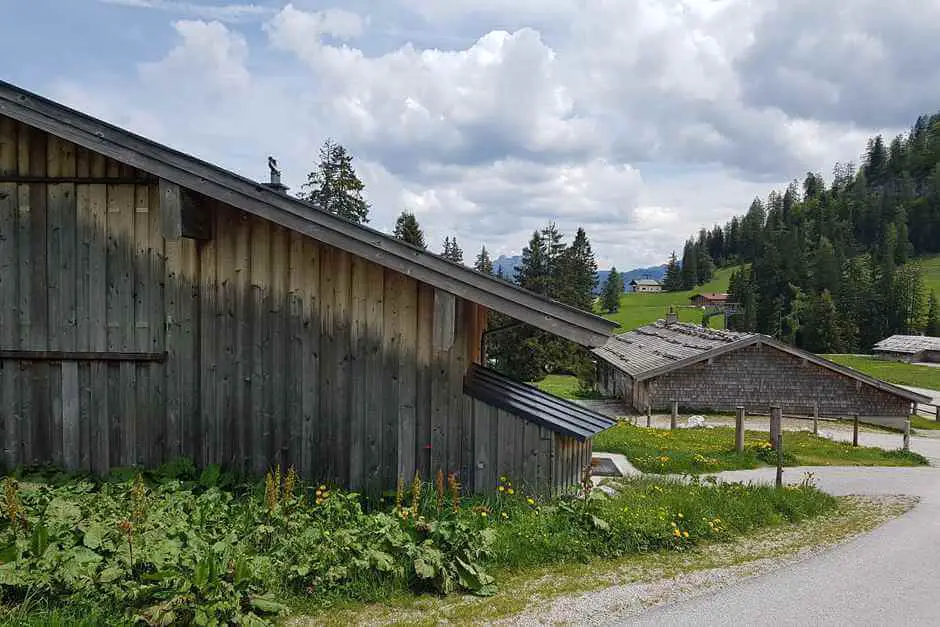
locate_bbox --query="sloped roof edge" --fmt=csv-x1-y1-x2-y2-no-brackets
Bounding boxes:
0,81,616,348
464,365,616,440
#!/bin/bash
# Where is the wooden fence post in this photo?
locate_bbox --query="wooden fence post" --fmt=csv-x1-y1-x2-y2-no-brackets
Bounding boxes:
771,405,783,488
646,404,652,428
812,401,819,436
903,418,911,452
671,400,678,430
769,404,781,450
735,406,745,453
853,413,859,447
935,405,939,423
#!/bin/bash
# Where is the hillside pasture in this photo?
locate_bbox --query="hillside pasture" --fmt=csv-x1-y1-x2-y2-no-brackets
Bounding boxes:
599,266,740,332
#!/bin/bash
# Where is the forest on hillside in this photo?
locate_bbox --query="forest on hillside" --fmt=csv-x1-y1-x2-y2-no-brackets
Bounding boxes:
672,111,940,353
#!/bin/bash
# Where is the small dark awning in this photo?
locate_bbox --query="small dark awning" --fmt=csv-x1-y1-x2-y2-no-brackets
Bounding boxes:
464,365,616,440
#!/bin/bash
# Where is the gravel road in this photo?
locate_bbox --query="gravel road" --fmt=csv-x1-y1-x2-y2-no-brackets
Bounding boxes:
620,460,940,626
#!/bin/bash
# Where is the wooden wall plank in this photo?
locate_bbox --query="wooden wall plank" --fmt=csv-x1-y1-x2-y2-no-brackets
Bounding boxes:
198,212,218,468
179,239,199,462
317,245,336,481
347,255,368,489
216,206,237,468
432,289,456,352
270,225,289,471
446,301,465,477
27,129,47,352
382,269,402,489
0,118,17,469
249,218,269,474
133,183,153,466
159,179,182,240
300,238,320,480
363,262,384,494
286,231,305,474
232,214,250,471
61,361,79,470
397,277,418,482
415,284,433,480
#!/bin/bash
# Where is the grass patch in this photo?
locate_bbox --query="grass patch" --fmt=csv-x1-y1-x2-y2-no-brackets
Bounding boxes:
916,254,940,297
593,423,929,473
529,374,602,400
297,494,912,625
0,467,837,626
911,415,940,431
599,266,739,332
823,354,940,391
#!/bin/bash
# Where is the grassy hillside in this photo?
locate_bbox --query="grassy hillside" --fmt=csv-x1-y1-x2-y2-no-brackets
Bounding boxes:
917,255,940,297
822,354,940,391
598,266,739,332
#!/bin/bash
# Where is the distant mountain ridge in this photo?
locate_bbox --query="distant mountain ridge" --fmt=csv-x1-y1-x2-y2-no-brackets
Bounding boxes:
492,255,666,294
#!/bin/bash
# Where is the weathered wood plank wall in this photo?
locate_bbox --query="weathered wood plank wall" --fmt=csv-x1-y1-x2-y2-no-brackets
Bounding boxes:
465,397,588,496
0,117,506,494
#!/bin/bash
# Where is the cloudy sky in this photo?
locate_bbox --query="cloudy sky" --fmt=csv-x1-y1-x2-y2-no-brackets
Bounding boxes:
2,0,938,270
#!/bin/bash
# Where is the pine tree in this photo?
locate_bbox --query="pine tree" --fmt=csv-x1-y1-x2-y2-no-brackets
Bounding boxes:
515,231,550,295
393,211,426,249
927,291,940,336
300,139,370,224
474,246,494,274
680,240,698,290
662,251,682,291
601,267,623,313
441,236,464,264
557,228,598,311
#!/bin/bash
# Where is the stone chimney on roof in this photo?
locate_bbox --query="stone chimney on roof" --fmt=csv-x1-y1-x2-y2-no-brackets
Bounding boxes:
665,308,679,325
262,155,289,193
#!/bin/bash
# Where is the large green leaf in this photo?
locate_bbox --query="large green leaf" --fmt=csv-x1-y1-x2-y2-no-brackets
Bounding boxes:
82,523,105,550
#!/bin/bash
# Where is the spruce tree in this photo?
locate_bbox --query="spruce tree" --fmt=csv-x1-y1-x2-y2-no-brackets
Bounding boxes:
662,251,682,291
392,211,426,249
515,231,550,295
557,228,598,311
680,240,698,290
300,139,370,224
601,267,623,313
474,246,494,274
441,236,464,264
927,292,940,336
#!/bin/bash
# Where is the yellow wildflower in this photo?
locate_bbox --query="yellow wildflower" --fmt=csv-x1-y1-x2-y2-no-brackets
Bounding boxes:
527,498,535,505
508,488,515,495
673,528,681,538
498,486,505,492
682,531,689,538
678,513,683,519
481,511,488,518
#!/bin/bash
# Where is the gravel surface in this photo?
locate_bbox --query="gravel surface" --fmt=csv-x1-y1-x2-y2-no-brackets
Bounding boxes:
619,464,940,626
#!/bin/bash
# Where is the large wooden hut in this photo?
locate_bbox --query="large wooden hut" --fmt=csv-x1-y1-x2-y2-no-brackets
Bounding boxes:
0,81,617,496
594,317,928,420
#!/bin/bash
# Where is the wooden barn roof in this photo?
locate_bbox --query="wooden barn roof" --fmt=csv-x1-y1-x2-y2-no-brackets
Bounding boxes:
594,320,930,404
464,364,616,439
874,335,940,354
0,81,616,348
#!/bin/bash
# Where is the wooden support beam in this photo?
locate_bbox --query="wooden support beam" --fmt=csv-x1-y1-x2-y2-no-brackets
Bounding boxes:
903,418,911,452
0,350,165,362
853,413,859,447
812,401,819,436
670,400,678,430
159,179,182,240
735,406,745,453
0,175,155,184
432,288,456,352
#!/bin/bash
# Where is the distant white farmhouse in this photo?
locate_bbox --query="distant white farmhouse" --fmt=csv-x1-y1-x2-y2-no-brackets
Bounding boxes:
630,278,663,293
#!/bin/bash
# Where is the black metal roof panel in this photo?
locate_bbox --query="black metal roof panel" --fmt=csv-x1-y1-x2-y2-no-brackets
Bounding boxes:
464,365,616,440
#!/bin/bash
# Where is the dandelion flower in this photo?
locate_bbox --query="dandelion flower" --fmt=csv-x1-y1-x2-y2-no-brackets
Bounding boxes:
508,488,515,495
683,531,689,538
673,528,681,538
481,512,488,518
498,486,505,492
527,498,535,505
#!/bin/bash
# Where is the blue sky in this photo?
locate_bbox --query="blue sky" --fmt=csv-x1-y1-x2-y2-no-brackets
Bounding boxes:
2,0,938,269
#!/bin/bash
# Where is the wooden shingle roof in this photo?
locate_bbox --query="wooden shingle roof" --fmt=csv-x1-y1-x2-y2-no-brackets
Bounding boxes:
874,335,940,354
